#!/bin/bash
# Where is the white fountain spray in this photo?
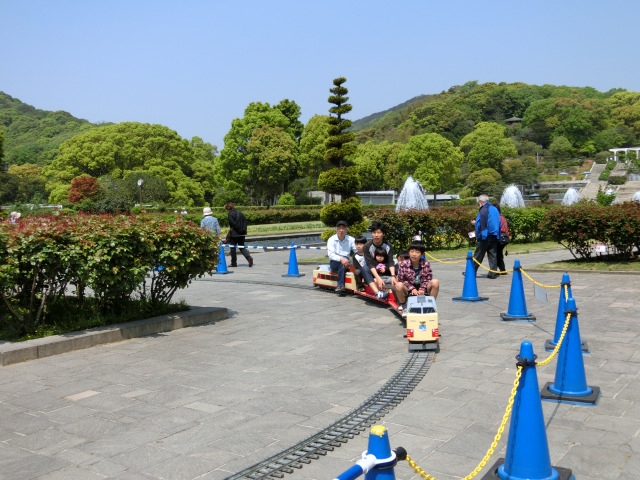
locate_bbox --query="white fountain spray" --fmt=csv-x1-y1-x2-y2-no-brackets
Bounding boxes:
500,184,525,208
396,176,429,211
561,187,581,206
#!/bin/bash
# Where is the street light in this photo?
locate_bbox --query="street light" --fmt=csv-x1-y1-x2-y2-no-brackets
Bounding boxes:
137,178,143,205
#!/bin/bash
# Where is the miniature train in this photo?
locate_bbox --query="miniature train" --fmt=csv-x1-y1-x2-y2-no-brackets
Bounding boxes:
312,265,439,351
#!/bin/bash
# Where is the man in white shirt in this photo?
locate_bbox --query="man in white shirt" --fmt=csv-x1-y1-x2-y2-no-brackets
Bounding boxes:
327,220,356,293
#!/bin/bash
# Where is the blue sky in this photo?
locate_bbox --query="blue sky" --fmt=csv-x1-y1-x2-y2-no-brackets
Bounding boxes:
1,0,639,149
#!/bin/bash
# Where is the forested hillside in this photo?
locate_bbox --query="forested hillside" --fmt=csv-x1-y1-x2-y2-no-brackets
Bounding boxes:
2,81,640,208
352,81,638,153
0,92,96,166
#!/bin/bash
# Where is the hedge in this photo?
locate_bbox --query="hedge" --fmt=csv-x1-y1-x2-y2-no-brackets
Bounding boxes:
0,214,218,336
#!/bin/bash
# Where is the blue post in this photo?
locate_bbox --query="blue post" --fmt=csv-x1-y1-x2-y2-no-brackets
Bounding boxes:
541,297,600,405
282,242,305,277
545,274,588,353
365,426,396,480
333,426,401,480
453,251,488,302
216,243,232,275
489,342,567,480
500,259,535,321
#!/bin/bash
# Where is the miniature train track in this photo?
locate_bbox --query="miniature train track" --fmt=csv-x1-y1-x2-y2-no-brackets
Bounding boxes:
224,350,434,479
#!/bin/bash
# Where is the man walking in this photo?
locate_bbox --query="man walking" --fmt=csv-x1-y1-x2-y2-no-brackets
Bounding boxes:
472,194,500,278
225,202,254,267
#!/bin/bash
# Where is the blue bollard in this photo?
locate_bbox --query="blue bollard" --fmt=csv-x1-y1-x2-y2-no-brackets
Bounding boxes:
333,426,401,480
453,251,488,302
482,342,574,480
216,243,232,275
500,259,535,321
541,297,600,405
545,274,588,353
282,242,305,277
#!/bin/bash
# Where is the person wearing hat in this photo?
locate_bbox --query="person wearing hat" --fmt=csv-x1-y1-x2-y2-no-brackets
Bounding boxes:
9,211,21,224
393,240,440,313
327,220,357,293
200,207,221,235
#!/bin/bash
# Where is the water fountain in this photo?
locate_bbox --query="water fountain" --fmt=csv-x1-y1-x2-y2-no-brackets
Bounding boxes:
632,191,640,203
396,176,429,211
561,187,581,206
500,184,525,208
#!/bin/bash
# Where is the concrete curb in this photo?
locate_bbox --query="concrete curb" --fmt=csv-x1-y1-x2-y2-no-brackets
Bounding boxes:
0,306,228,366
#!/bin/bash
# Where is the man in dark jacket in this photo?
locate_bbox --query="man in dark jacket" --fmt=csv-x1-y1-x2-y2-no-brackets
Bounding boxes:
225,202,253,267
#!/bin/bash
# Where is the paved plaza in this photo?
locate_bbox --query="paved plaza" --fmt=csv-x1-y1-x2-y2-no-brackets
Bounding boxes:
0,245,639,479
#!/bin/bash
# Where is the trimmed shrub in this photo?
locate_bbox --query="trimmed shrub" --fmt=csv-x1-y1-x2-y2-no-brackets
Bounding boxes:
320,197,363,227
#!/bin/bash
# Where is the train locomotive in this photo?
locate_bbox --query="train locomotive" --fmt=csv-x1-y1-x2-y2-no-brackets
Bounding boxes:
312,265,439,351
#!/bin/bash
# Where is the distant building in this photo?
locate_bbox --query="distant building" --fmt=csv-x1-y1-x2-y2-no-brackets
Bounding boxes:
505,117,522,126
356,191,397,205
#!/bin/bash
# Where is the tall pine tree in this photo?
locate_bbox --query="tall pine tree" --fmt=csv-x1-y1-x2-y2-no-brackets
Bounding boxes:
325,77,356,168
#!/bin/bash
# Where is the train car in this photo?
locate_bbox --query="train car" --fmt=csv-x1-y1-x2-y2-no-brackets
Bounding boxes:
405,295,439,351
312,265,401,312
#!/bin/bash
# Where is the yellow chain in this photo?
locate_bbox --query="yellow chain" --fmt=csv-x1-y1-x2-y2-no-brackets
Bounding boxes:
536,310,571,367
424,252,467,265
404,366,523,480
472,258,512,274
519,267,561,289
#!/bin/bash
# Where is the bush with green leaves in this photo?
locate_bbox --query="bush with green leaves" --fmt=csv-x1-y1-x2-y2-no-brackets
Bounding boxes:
320,197,363,227
277,193,296,206
0,214,218,337
540,203,640,260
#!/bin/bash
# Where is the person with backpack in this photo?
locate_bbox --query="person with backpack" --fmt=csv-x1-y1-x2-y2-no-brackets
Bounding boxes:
494,203,510,275
225,202,254,268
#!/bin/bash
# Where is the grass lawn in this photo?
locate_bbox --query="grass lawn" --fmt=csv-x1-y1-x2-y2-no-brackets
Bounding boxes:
533,256,640,272
247,221,325,235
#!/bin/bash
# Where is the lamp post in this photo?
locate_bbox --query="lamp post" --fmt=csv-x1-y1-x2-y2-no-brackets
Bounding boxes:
137,178,143,205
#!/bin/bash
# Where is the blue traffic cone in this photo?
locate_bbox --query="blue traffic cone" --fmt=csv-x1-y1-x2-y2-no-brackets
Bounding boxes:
500,259,535,321
282,242,305,277
453,251,488,302
541,297,600,405
216,243,232,275
482,342,573,480
545,274,588,353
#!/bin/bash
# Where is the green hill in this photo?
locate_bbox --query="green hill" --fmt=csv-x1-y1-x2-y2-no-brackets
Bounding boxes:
351,81,637,151
0,92,98,166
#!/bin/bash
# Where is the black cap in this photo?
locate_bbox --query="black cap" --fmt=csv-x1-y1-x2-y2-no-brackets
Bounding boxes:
336,220,348,228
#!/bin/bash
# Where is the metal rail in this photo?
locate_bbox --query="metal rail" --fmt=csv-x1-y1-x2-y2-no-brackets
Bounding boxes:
224,351,433,479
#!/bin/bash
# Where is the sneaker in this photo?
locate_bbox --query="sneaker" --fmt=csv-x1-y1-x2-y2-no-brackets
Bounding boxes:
229,264,238,268
335,285,346,293
376,291,388,299
248,257,254,267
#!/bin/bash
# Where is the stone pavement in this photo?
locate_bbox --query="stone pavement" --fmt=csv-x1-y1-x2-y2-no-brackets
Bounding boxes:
0,245,639,479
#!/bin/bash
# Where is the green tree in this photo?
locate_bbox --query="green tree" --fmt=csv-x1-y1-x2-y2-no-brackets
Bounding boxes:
459,122,517,174
43,122,205,205
325,77,356,169
397,133,463,200
466,168,502,196
549,135,574,160
189,136,218,204
353,141,403,191
299,115,330,184
216,101,301,198
246,125,298,204
608,91,640,138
